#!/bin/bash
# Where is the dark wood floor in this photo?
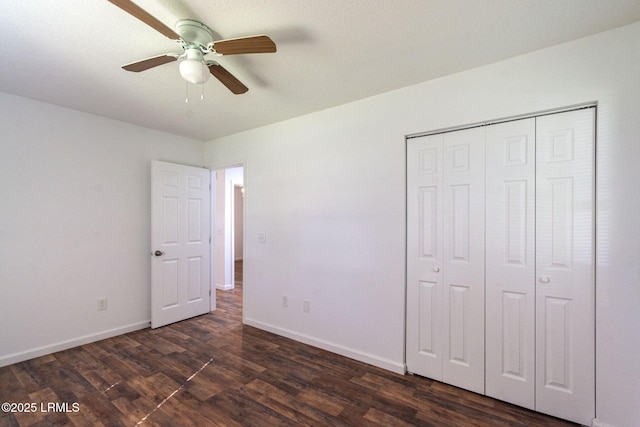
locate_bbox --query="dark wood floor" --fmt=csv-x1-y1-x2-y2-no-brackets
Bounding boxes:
0,261,576,426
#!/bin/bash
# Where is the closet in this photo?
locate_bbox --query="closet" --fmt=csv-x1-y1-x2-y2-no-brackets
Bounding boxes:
405,108,595,426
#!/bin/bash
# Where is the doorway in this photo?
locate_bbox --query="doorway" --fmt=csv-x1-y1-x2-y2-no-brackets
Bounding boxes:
212,165,244,314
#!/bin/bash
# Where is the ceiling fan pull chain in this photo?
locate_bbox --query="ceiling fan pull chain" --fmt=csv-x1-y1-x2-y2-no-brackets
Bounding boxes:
185,81,189,104
201,84,205,101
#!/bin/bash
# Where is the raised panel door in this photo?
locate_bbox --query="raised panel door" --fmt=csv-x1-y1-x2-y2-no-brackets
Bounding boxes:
406,134,444,380
485,118,536,408
535,109,594,425
441,127,486,394
407,128,486,394
151,161,211,328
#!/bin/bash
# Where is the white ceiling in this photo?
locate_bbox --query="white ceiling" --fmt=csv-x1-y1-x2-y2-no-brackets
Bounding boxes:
1,1,639,141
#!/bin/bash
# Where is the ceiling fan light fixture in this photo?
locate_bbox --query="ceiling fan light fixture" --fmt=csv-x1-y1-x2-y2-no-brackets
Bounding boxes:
110,2,276,94
179,49,210,84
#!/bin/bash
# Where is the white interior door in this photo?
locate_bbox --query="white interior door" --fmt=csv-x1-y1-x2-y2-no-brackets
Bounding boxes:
535,109,595,425
406,133,444,380
485,118,536,408
441,127,485,394
151,160,211,328
406,127,485,394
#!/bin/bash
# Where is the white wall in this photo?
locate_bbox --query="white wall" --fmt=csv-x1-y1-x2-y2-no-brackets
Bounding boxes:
214,170,227,289
234,185,244,261
0,92,204,365
225,166,244,262
204,22,640,427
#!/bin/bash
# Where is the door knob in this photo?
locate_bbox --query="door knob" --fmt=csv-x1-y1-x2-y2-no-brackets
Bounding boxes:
154,250,164,257
433,267,440,273
539,276,550,283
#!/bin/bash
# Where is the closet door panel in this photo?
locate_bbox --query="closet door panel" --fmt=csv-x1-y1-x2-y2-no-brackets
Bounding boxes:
485,118,536,408
442,127,485,394
535,109,594,426
406,134,444,379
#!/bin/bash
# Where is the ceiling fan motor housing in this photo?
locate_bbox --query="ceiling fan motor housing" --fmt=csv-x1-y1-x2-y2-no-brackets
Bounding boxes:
176,19,214,51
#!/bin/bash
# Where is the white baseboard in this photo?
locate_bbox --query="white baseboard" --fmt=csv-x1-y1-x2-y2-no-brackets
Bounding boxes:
216,283,234,290
0,320,150,368
244,317,405,374
592,419,617,427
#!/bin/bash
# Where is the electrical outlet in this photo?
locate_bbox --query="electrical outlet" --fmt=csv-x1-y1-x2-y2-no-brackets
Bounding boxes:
282,295,288,308
303,300,310,314
97,298,108,311
258,232,267,243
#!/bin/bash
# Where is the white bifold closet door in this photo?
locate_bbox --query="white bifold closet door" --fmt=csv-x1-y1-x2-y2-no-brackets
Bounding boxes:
406,127,486,394
485,118,537,408
535,109,595,425
485,108,595,425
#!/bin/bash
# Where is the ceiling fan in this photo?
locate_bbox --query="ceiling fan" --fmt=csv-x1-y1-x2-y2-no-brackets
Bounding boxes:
107,0,276,94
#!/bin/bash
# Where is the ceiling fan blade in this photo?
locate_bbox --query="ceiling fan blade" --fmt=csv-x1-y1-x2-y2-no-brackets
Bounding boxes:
208,63,249,94
122,54,177,72
212,35,276,55
108,0,180,40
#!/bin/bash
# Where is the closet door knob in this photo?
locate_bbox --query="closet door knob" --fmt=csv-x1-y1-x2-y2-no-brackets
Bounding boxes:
539,276,550,283
433,267,440,273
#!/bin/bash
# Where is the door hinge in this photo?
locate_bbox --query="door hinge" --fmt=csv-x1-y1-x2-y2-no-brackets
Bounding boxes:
209,236,211,244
